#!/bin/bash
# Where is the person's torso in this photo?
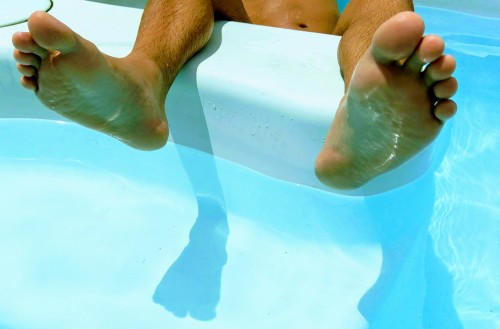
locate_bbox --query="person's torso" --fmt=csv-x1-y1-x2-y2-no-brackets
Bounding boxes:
242,0,340,34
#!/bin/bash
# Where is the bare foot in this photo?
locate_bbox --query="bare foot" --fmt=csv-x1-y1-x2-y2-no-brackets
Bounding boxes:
315,12,458,190
12,11,169,150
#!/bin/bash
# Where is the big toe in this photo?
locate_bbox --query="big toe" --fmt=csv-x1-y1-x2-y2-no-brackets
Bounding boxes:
371,11,425,64
27,11,78,54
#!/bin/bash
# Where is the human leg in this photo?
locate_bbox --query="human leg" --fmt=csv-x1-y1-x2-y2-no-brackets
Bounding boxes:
12,0,215,150
315,3,458,189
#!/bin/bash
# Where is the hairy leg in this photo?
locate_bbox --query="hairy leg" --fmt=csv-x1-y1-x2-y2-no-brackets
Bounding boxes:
12,0,215,150
315,7,458,189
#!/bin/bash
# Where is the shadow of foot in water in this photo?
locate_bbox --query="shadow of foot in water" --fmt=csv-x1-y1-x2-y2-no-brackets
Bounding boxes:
358,173,463,328
153,196,229,321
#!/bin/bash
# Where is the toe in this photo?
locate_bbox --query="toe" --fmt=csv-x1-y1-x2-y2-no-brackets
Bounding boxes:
13,49,41,68
16,64,38,77
371,11,425,64
434,99,457,122
404,35,445,74
20,76,38,91
433,77,458,99
423,54,456,86
28,11,78,54
12,32,48,59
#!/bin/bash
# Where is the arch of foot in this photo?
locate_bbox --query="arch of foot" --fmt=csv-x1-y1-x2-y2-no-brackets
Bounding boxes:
0,0,52,28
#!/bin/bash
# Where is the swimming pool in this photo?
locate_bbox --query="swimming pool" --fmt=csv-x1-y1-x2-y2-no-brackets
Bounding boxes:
0,1,498,328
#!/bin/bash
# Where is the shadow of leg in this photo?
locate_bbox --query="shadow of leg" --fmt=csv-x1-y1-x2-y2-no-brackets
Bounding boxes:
153,196,228,321
422,236,464,328
153,27,228,320
358,172,462,328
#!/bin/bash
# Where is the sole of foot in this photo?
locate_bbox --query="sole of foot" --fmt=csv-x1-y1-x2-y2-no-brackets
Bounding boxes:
12,11,170,150
315,11,458,190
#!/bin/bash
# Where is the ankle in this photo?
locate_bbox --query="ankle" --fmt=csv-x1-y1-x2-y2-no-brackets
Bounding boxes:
121,53,170,91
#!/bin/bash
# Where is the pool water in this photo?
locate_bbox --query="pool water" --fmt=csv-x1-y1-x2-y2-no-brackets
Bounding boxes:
0,4,499,329
417,6,500,328
1,119,382,328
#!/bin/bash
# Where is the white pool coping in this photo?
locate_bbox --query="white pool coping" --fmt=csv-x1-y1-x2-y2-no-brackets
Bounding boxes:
0,0,433,195
0,0,52,28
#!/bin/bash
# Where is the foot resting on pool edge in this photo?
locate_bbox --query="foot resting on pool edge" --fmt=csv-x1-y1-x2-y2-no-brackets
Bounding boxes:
12,10,458,190
12,11,171,150
315,11,458,190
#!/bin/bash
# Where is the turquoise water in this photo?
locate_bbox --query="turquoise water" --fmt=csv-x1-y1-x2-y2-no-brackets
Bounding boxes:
418,6,500,328
0,5,499,329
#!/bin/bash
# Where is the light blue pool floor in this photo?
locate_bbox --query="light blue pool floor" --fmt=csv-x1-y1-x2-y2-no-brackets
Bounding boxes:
1,120,382,329
0,6,499,329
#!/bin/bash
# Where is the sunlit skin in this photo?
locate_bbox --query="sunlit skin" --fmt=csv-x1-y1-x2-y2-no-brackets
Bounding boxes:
12,0,457,189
